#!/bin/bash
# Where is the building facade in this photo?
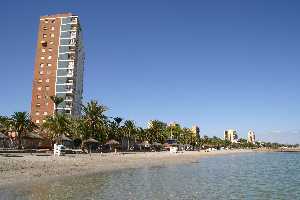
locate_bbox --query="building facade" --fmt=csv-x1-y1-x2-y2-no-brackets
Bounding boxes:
224,129,238,143
247,130,256,144
31,13,84,124
191,125,200,138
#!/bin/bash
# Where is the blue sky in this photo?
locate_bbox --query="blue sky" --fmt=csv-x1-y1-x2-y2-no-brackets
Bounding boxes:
0,0,300,143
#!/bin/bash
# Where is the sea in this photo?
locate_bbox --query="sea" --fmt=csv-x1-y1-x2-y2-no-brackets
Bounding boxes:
1,152,300,200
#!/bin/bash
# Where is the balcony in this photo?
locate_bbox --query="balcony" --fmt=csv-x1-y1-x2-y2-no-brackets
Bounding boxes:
71,17,77,23
71,24,77,31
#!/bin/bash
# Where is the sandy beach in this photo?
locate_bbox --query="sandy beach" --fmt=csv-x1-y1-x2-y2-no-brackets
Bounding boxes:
0,149,254,187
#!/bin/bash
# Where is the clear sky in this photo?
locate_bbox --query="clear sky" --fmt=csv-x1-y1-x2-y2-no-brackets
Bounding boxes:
1,0,300,144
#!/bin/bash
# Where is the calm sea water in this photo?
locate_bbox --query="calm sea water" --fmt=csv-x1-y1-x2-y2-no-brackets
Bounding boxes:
1,152,300,200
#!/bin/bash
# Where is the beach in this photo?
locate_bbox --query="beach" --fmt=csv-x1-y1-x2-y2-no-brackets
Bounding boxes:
0,149,253,187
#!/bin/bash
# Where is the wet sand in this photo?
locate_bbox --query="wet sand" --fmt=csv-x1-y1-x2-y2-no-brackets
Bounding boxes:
0,150,254,187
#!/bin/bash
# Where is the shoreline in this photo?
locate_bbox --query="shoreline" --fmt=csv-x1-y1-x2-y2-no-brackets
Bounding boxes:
0,149,255,187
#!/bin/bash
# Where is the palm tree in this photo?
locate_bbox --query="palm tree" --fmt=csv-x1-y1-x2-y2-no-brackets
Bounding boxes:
122,120,138,150
68,117,86,139
0,116,11,135
82,100,108,142
113,117,123,126
147,120,167,143
42,113,70,145
11,112,31,149
113,117,123,141
50,96,64,114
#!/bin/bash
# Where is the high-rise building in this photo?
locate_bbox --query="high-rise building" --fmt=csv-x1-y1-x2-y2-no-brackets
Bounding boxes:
31,13,84,124
191,125,200,138
247,130,256,144
224,129,238,143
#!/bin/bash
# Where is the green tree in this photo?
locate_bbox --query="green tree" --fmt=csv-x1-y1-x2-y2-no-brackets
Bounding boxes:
0,116,11,134
121,120,137,150
68,117,86,140
135,127,147,142
147,120,168,143
82,100,108,142
50,96,64,114
42,113,70,144
11,112,32,149
108,117,123,141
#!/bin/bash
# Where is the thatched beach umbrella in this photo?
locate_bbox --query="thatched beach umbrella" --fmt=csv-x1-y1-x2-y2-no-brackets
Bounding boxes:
23,132,43,140
54,134,73,148
54,134,71,144
83,138,99,154
23,132,43,149
106,139,119,145
106,139,120,151
56,134,72,142
83,138,99,144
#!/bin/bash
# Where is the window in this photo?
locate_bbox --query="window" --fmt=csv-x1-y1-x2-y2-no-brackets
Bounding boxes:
48,56,52,59
45,102,49,106
41,56,45,60
39,71,43,75
40,63,44,68
36,112,40,116
50,33,55,38
48,48,52,52
41,41,47,47
51,19,55,23
46,78,50,83
37,87,42,91
51,26,55,31
37,79,42,83
44,19,48,23
47,63,52,67
43,27,47,30
43,34,47,38
41,49,46,53
49,41,54,45
35,120,40,124
37,95,41,99
42,120,46,123
43,111,48,115
45,86,50,91
36,103,41,107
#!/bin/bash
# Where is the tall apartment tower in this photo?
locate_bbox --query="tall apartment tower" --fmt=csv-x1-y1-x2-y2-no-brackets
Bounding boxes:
247,130,256,144
224,129,238,143
31,13,84,124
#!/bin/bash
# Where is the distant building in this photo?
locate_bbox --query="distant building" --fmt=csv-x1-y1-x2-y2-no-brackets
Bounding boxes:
191,125,200,138
31,13,84,124
224,129,238,143
168,122,180,127
247,130,256,144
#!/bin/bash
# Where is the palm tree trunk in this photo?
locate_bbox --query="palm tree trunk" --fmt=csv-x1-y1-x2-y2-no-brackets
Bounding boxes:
17,134,22,149
127,136,129,151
